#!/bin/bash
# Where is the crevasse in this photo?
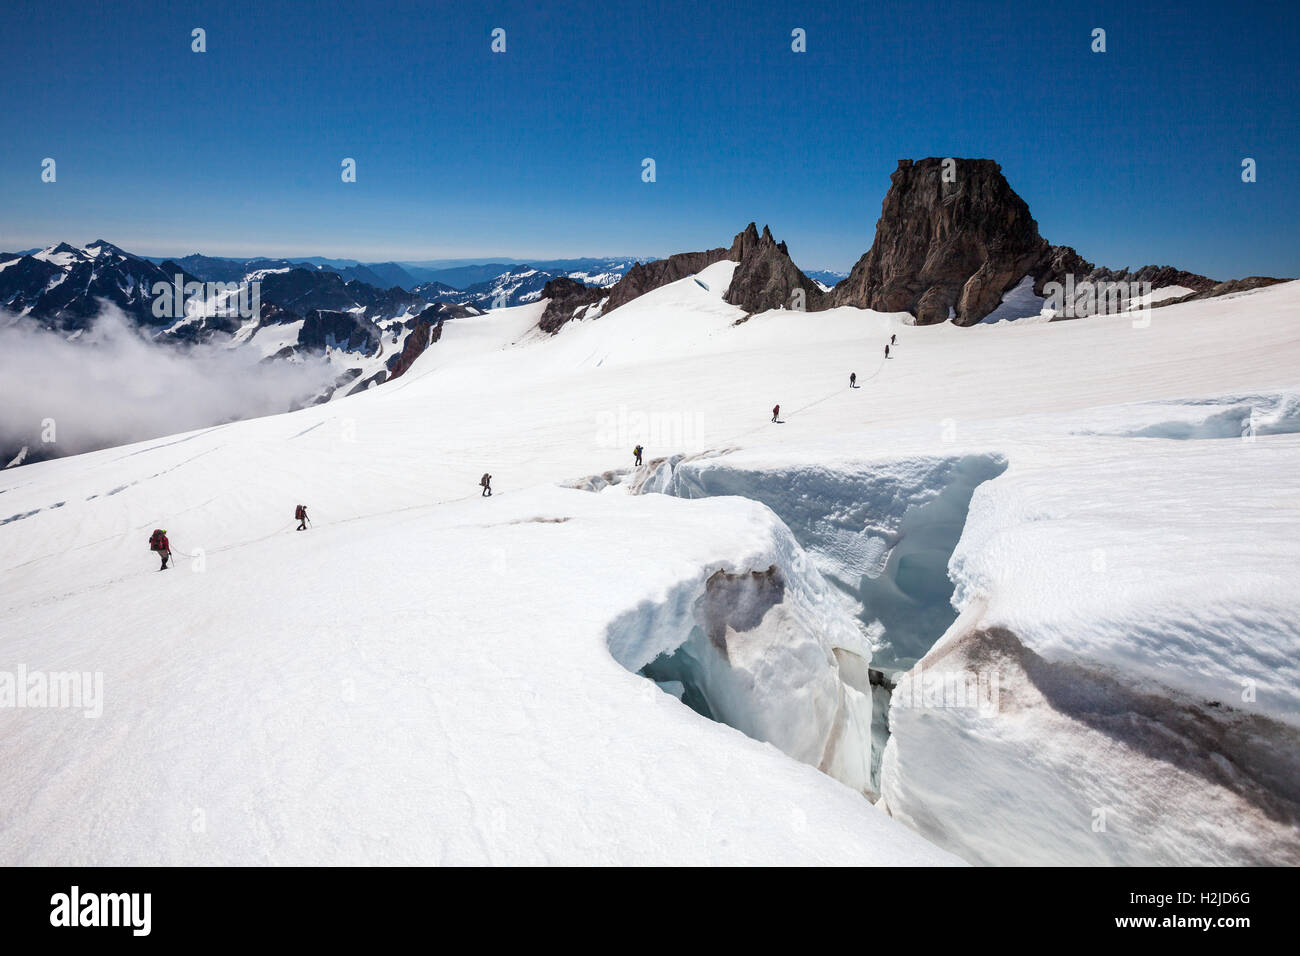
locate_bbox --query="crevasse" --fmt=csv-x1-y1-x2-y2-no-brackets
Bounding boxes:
602,451,1006,796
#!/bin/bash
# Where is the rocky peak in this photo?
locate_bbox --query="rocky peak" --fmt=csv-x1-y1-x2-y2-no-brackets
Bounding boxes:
728,223,760,260
86,240,130,259
825,159,1228,325
723,223,824,316
538,276,608,334
387,308,446,380
826,158,1054,324
544,222,824,328
297,309,380,356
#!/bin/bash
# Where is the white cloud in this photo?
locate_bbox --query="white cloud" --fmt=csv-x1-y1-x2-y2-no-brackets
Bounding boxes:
0,305,336,460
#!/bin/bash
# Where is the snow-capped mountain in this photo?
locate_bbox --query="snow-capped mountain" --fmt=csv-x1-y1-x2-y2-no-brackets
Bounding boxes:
0,241,200,330
152,254,641,308
0,242,633,468
2,241,464,353
0,242,642,322
430,266,553,308
409,279,460,299
404,257,642,289
161,254,419,291
415,259,638,309
0,242,491,467
806,269,848,291
166,271,483,406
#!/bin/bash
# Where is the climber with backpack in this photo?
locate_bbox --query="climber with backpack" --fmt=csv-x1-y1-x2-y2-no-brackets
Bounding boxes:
148,528,172,571
295,504,309,531
480,473,493,497
850,372,857,388
633,444,644,467
771,403,780,423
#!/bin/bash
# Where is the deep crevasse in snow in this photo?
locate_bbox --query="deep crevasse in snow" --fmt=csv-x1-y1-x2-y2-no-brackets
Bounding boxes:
604,506,877,795
599,450,1006,796
599,390,1300,865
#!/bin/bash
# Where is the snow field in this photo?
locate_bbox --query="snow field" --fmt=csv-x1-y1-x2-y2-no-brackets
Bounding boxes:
2,265,1299,865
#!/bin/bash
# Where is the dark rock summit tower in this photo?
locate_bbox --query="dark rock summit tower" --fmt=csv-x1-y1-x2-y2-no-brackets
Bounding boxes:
827,158,1060,325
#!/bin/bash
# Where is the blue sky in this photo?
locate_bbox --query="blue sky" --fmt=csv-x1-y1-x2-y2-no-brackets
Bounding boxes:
1,0,1296,276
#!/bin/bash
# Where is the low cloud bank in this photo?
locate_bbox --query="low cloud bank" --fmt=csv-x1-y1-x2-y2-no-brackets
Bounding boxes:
0,306,336,464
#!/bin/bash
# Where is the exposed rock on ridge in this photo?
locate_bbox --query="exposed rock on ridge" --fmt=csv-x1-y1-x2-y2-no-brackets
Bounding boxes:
603,247,731,313
538,277,609,334
723,223,825,315
824,158,1227,325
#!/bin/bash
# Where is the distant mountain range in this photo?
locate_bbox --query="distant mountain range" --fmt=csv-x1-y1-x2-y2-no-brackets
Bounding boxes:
130,253,645,307
415,263,636,310
5,157,1286,470
806,270,849,291
0,240,500,466
1,241,197,331
1,245,859,322
0,243,649,435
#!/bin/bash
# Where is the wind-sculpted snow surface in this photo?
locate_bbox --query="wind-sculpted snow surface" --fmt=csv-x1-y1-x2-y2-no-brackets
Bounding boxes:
1071,390,1300,441
611,410,1300,865
881,432,1300,865
0,483,956,865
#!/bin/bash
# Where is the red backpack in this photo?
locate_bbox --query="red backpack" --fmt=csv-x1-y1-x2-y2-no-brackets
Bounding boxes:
295,505,305,520
149,529,166,550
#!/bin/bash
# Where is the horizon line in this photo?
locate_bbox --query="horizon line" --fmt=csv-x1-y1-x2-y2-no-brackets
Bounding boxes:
1,237,854,274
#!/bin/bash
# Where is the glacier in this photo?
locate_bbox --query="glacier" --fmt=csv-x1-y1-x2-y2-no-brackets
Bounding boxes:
1,258,1298,864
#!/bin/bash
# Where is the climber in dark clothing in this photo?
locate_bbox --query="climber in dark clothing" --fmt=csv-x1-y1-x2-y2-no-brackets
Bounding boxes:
885,344,891,359
149,529,172,571
480,473,493,497
633,444,644,467
849,372,857,388
295,504,309,530
891,333,897,345
771,404,780,422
